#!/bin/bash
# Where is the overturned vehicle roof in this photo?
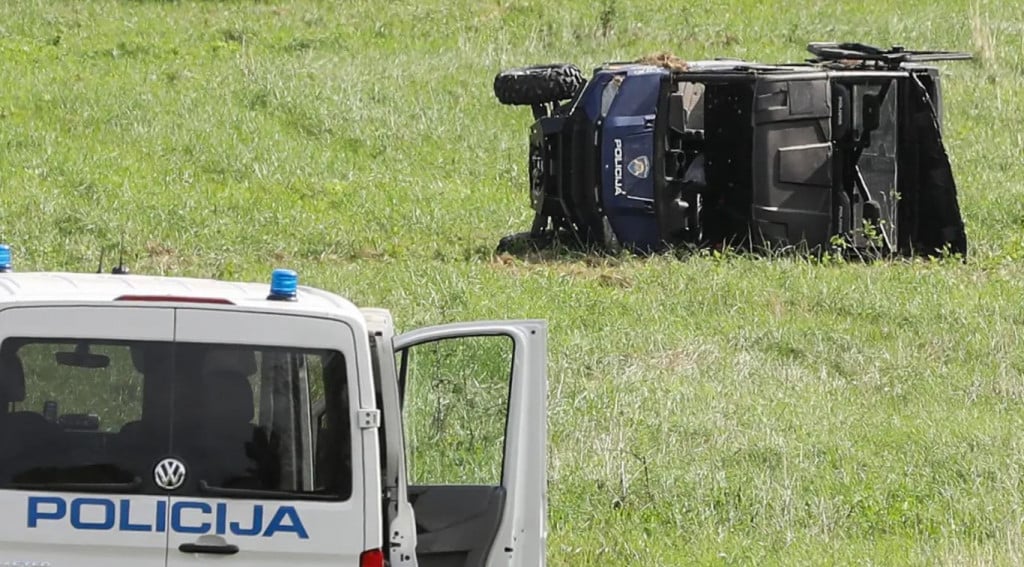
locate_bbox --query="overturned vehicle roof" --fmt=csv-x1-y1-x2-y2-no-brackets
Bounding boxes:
494,42,972,259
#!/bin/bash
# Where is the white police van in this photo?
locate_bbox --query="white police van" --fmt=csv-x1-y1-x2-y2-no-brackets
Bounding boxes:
0,245,548,567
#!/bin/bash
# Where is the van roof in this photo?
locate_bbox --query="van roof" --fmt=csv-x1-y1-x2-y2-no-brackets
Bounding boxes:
0,272,369,321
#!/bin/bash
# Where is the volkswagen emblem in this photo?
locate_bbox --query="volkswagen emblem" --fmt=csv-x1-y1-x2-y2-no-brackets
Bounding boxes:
627,156,650,179
154,458,187,491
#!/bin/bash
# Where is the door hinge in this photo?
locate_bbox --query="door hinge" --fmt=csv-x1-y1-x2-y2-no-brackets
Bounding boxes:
358,409,381,430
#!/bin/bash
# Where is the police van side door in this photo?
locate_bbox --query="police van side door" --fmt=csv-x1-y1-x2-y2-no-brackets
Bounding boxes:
394,320,547,567
0,305,174,567
167,309,379,566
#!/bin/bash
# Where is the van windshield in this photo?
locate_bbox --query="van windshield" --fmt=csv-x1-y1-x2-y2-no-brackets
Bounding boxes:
0,338,352,500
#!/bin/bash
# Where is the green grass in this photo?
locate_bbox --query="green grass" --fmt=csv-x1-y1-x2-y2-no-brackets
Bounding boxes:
2,0,1024,564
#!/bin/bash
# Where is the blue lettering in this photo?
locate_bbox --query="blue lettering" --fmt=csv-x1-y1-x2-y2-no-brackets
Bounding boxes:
118,499,152,532
25,496,307,539
27,496,66,528
71,498,115,530
215,502,227,535
230,504,262,536
171,501,211,534
263,506,309,539
156,500,167,533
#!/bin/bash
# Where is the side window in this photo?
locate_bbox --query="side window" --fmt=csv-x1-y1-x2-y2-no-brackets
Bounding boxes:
0,338,153,489
399,336,513,486
16,341,143,432
178,345,352,500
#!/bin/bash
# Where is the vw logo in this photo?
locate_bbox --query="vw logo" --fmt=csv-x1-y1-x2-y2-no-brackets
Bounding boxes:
154,458,187,491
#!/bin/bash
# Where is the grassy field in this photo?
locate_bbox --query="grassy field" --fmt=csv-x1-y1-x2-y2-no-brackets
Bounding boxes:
2,0,1024,564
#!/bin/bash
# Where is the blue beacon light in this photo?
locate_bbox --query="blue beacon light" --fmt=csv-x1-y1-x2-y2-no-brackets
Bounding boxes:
268,268,298,301
0,244,12,273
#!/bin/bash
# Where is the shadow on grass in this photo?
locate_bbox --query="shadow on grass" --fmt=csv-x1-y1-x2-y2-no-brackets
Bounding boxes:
476,228,967,268
477,229,820,267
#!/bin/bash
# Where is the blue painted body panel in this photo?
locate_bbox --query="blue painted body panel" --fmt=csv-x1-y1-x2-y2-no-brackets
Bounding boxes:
578,66,668,249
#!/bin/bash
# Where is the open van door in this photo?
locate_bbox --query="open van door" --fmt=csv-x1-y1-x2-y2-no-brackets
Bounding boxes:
394,320,547,567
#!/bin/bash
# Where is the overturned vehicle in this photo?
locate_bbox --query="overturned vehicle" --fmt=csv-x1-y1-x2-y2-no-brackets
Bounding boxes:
493,42,971,258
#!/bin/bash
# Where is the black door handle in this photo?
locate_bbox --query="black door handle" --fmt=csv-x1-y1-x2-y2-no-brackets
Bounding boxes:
179,542,240,555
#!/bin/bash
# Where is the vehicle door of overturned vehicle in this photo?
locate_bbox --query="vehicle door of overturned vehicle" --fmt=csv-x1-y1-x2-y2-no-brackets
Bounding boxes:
746,73,903,253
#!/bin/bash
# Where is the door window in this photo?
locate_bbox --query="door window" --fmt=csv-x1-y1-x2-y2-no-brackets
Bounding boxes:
399,335,513,485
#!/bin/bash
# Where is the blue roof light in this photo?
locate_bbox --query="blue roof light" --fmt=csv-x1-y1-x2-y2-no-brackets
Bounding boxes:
268,268,298,301
0,244,11,273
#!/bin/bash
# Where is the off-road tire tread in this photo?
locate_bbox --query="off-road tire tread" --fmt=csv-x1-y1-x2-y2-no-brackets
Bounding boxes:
493,64,586,106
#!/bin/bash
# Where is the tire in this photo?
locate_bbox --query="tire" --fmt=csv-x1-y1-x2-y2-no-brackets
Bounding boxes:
493,64,586,106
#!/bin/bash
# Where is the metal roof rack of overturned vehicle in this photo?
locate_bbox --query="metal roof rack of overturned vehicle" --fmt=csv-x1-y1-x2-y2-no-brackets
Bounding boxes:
806,42,973,69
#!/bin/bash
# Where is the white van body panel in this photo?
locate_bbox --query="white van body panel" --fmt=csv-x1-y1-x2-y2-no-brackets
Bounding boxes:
168,309,377,566
0,304,175,567
0,492,171,567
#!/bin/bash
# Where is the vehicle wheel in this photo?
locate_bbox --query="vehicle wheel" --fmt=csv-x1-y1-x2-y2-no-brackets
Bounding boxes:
493,64,586,106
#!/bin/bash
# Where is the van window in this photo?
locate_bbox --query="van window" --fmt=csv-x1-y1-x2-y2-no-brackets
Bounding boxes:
401,335,513,485
0,338,352,500
0,338,161,489
174,343,352,500
13,341,144,432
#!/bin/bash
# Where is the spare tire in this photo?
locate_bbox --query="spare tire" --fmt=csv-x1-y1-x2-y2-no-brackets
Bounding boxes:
493,64,586,106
